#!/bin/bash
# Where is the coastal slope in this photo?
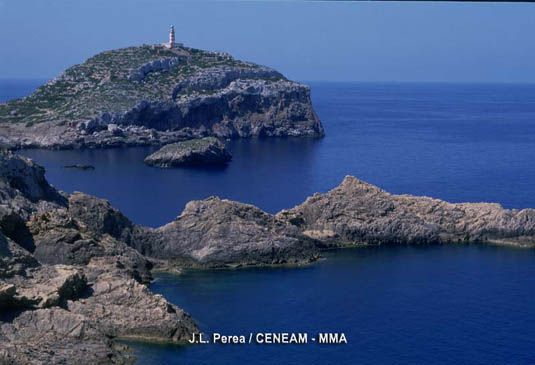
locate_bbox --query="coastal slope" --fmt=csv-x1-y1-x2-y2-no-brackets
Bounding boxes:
0,152,197,364
0,45,324,149
278,176,535,248
3,153,535,363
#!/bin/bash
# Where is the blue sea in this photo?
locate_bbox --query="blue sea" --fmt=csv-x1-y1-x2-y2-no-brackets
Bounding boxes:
4,80,535,364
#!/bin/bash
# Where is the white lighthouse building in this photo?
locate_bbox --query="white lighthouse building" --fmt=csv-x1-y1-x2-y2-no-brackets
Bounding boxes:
164,25,182,48
169,25,175,47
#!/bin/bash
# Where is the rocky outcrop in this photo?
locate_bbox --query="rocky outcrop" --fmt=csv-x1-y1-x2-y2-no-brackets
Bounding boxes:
171,65,282,97
0,238,197,365
0,261,197,364
67,192,137,245
26,191,152,284
4,152,535,363
134,197,319,268
128,56,183,82
0,45,323,150
28,208,152,284
0,232,38,280
68,262,197,344
0,150,67,220
144,137,232,167
0,308,131,364
1,263,87,310
0,154,198,364
278,176,535,248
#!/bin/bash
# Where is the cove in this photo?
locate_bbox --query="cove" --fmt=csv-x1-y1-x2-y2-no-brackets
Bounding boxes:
129,245,535,364
12,81,535,363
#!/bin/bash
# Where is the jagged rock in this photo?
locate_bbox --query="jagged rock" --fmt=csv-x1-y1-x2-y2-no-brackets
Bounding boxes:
0,232,38,279
5,152,535,364
0,151,67,221
136,196,319,268
0,246,197,364
144,137,232,167
28,198,152,284
0,155,199,364
0,45,323,150
107,123,124,136
67,192,135,244
0,308,130,365
31,190,318,269
0,151,63,204
68,262,197,344
278,176,535,248
0,259,197,364
6,265,88,309
0,206,35,252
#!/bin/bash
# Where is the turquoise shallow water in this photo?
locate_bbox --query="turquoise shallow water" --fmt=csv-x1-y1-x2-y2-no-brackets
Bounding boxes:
4,80,535,363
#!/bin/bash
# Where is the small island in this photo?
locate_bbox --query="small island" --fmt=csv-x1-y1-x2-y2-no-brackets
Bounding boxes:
0,26,323,150
144,137,231,168
63,164,95,170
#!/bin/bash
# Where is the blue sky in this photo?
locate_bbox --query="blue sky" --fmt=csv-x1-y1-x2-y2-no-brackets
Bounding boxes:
1,0,534,82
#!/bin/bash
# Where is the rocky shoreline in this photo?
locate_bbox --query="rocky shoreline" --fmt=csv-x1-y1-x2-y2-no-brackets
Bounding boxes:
0,45,324,150
0,151,198,364
2,151,535,363
144,137,231,167
278,176,535,248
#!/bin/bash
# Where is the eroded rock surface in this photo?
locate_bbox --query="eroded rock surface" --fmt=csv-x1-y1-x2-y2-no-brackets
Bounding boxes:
137,197,319,268
0,45,323,150
0,154,198,364
28,208,152,284
4,153,535,363
0,150,67,220
0,308,130,365
278,176,535,248
144,137,231,167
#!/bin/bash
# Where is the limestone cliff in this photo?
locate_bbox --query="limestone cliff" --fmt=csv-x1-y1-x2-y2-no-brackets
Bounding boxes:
0,45,324,149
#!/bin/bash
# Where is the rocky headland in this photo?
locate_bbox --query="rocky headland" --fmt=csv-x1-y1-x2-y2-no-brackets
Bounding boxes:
0,151,197,364
278,176,535,248
0,45,324,150
2,152,535,363
144,137,231,167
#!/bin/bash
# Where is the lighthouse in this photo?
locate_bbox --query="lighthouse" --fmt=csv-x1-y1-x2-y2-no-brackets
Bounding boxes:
163,25,182,48
169,25,175,48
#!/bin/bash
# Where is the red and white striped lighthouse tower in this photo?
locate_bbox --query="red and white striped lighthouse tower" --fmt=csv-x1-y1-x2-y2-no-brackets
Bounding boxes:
169,25,175,48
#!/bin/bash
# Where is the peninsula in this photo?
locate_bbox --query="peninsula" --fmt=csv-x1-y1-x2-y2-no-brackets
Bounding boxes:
0,29,323,150
1,151,535,363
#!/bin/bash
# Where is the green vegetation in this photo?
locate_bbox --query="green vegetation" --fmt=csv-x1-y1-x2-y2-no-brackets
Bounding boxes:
0,44,261,126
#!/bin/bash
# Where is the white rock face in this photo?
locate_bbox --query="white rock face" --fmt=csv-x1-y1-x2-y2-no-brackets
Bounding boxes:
0,46,324,150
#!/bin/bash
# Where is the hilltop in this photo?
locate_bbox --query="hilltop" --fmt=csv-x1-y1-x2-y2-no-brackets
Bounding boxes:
0,44,323,149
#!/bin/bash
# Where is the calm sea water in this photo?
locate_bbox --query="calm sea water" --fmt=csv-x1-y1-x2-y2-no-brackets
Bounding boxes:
4,80,535,363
